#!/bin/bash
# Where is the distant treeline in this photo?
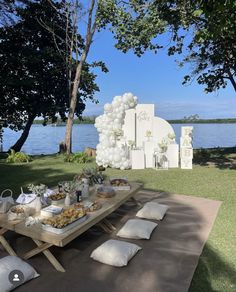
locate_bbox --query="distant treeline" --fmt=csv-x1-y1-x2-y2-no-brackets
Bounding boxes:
33,116,96,125
168,118,236,124
33,117,236,125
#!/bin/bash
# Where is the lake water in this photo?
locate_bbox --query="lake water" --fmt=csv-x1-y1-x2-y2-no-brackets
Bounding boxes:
2,123,236,155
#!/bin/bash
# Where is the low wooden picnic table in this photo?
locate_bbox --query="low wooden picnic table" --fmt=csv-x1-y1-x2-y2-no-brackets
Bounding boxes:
0,182,142,272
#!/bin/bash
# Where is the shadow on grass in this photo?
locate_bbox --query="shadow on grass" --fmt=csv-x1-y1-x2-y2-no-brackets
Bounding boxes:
0,159,78,196
189,243,236,292
193,147,236,170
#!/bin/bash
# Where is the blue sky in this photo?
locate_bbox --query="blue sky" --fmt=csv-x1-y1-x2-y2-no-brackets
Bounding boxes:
84,30,236,119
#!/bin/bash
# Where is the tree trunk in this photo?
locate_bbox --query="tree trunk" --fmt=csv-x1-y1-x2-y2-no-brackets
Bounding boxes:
229,75,236,92
63,58,86,154
63,0,96,154
10,114,36,152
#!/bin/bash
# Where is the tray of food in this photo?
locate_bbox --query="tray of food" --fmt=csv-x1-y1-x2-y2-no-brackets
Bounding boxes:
110,178,131,191
97,186,115,198
48,193,66,206
41,207,87,234
75,201,102,213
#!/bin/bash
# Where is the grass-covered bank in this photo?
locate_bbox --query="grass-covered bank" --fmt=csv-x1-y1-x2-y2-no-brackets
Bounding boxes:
0,149,236,291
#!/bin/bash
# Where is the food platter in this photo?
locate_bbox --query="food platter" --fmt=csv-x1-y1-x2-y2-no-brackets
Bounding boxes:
41,215,87,234
110,178,131,191
41,207,87,234
97,186,115,198
48,193,66,206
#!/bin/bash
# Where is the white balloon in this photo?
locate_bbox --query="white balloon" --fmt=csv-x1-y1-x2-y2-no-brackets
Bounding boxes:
95,92,138,169
104,103,112,112
129,102,134,107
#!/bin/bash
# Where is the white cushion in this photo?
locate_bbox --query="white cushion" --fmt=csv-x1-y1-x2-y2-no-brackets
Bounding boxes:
90,239,141,267
0,256,39,292
117,219,157,239
136,202,169,220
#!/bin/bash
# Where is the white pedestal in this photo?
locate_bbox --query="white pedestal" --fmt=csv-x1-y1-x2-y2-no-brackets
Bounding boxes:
122,109,136,142
143,141,155,168
166,144,179,168
131,149,145,169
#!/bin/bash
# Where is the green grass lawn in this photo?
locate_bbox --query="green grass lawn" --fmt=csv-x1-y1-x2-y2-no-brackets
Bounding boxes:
0,152,236,291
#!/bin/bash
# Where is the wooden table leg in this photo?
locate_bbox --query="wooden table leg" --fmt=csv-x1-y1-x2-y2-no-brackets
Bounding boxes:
0,228,17,256
130,197,142,207
22,239,65,273
102,219,116,231
98,219,116,233
98,222,113,234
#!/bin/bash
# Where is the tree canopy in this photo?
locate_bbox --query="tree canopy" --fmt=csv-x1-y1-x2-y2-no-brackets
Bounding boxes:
0,0,100,151
108,0,236,93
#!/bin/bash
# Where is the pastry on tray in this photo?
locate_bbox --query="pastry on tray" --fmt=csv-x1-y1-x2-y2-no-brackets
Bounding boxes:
74,201,102,212
97,186,115,198
49,193,66,201
86,201,102,212
42,207,86,229
8,205,27,221
110,178,131,190
110,178,129,186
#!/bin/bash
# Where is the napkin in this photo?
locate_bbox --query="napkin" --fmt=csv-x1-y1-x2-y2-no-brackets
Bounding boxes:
16,193,37,204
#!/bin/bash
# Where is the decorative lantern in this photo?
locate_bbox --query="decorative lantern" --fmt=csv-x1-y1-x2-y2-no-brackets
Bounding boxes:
160,154,169,170
153,149,159,170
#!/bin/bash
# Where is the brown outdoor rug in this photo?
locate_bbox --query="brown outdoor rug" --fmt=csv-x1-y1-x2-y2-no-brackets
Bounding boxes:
0,190,221,292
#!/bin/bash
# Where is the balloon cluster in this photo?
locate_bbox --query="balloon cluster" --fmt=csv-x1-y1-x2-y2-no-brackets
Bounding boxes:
95,93,138,170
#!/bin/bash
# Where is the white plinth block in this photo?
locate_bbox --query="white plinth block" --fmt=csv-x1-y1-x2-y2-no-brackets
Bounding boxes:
180,148,193,159
180,137,192,148
143,141,155,168
131,150,145,169
166,144,179,168
136,104,154,148
122,109,136,143
181,158,192,169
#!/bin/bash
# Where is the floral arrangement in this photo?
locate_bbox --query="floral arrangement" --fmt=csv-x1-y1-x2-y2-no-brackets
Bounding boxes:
145,130,152,139
128,140,135,149
74,167,104,185
113,129,124,138
27,184,47,197
167,133,176,141
158,140,168,153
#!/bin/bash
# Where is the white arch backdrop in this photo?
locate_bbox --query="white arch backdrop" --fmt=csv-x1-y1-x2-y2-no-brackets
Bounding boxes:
95,93,192,170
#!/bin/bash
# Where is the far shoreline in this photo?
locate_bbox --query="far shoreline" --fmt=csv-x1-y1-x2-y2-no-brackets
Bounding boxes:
33,117,236,125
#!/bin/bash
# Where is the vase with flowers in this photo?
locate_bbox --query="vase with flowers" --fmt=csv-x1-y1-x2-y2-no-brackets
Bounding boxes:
27,184,47,212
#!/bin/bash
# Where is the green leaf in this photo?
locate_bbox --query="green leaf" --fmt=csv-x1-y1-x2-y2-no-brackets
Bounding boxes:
193,9,203,17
